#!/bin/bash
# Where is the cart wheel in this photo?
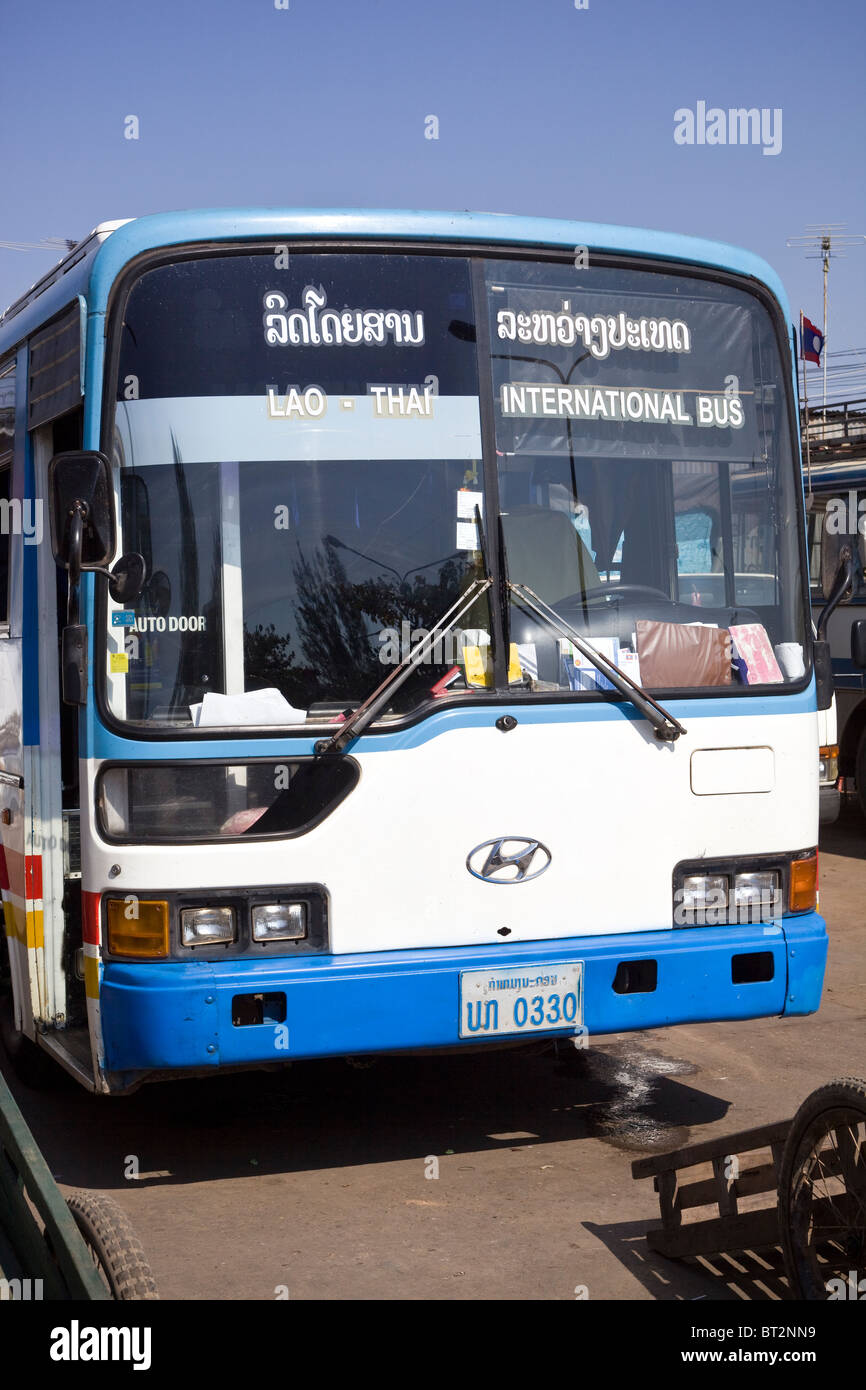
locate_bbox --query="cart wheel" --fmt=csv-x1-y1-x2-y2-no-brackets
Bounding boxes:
778,1077,866,1300
65,1190,159,1300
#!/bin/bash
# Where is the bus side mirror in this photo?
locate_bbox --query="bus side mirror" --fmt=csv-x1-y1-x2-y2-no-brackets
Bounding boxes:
108,552,147,604
817,530,855,643
49,451,117,573
820,521,859,602
852,620,866,670
49,451,146,705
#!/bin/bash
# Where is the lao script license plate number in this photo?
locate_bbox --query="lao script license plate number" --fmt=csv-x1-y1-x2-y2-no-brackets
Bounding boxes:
458,962,584,1038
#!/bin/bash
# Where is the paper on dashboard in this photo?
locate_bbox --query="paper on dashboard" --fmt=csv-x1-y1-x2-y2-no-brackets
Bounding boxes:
190,688,307,727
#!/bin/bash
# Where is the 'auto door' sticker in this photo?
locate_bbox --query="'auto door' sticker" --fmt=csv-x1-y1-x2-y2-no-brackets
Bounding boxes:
132,615,207,632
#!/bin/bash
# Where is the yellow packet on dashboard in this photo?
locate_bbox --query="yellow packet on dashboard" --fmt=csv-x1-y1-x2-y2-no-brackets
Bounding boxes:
463,644,523,686
463,645,491,686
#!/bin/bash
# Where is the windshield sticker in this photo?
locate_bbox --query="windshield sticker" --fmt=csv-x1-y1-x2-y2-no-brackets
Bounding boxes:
457,488,483,518
109,653,129,674
111,610,136,628
456,489,483,548
132,615,207,633
263,286,425,348
496,303,691,359
500,383,744,429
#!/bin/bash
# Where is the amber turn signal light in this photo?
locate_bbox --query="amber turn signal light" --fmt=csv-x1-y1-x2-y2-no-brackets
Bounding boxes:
788,855,818,914
106,898,170,958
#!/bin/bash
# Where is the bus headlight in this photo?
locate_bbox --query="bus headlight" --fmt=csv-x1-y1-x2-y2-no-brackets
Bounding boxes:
732,871,781,922
252,903,307,942
679,874,728,917
674,853,816,925
180,906,236,946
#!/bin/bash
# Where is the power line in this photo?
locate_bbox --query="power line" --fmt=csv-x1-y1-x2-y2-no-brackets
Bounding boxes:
0,237,77,253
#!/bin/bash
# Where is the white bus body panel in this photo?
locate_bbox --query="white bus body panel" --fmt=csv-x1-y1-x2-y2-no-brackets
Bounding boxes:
83,706,818,954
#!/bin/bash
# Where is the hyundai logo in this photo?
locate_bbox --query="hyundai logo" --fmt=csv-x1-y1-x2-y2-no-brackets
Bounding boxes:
466,837,552,884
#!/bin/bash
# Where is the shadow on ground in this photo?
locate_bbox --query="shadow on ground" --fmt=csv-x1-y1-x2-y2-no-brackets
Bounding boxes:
584,1219,792,1302
3,1038,729,1193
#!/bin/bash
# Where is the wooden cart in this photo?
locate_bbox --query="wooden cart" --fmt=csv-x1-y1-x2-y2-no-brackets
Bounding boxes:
0,1068,157,1300
632,1078,866,1299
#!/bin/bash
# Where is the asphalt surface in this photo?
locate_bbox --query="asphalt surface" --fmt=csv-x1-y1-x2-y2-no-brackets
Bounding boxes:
4,801,864,1301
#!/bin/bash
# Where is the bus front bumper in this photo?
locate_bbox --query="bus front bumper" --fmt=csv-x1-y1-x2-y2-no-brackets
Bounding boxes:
98,913,827,1077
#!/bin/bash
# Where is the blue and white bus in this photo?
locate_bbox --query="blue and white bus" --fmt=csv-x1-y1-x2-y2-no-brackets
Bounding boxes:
0,211,837,1093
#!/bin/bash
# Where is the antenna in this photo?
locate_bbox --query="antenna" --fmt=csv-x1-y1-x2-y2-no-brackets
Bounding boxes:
787,224,866,420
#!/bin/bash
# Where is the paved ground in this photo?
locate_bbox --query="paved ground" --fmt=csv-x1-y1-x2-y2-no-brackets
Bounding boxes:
5,802,865,1301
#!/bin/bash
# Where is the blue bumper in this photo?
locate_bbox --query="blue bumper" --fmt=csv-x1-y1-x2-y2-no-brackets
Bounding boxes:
100,913,827,1078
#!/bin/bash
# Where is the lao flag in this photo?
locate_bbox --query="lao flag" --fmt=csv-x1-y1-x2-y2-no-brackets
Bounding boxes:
801,316,824,365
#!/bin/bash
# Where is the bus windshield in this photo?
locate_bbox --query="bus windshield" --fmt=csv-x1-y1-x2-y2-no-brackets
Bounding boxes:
106,249,807,732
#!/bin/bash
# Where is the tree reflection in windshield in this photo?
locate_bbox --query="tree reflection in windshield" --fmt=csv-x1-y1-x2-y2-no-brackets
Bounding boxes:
243,545,481,714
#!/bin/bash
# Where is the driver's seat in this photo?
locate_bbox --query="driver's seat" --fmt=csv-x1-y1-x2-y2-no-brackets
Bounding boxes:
500,505,601,604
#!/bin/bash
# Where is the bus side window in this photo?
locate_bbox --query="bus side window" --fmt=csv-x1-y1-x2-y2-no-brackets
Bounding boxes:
675,509,717,573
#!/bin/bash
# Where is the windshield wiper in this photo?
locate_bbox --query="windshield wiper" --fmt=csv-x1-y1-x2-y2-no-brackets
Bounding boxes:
508,580,687,742
315,576,493,755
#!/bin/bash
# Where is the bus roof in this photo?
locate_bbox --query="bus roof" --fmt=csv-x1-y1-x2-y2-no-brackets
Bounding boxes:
0,208,792,358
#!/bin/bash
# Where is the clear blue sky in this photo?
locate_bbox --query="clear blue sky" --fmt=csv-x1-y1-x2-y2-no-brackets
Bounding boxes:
2,0,864,393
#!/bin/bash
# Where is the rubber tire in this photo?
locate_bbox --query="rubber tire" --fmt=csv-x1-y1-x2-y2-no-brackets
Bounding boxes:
856,733,866,821
0,990,64,1090
778,1076,866,1300
65,1189,159,1300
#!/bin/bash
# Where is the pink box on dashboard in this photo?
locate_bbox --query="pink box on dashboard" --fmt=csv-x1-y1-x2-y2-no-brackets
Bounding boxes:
728,624,784,684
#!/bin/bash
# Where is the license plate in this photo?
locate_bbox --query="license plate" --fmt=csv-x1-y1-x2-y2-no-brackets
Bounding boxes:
458,962,584,1039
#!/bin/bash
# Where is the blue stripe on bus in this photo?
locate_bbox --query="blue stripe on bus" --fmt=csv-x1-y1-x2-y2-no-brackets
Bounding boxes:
99,912,826,1076
88,680,818,761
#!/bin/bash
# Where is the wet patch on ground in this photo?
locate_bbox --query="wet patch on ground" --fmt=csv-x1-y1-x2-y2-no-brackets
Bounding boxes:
562,1040,710,1153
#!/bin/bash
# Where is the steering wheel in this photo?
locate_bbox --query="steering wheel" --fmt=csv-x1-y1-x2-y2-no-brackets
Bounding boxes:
556,583,675,606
